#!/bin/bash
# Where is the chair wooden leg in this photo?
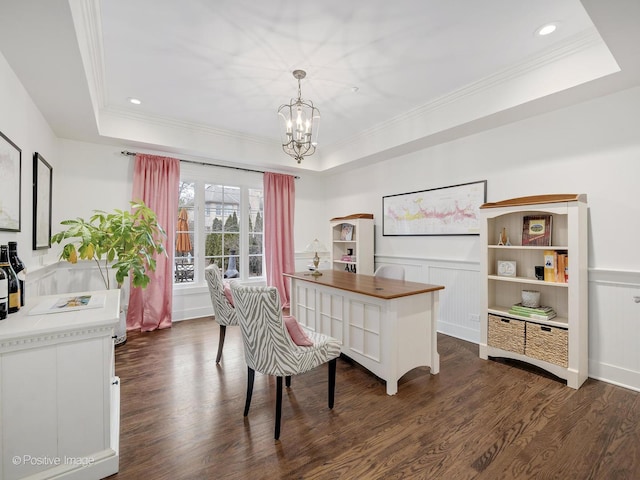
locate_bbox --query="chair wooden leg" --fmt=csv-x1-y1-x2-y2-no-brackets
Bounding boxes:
275,376,283,440
285,376,291,388
328,358,337,409
244,367,255,417
215,325,226,363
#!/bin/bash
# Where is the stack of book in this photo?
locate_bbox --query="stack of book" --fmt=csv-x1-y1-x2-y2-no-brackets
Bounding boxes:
544,250,568,283
508,303,557,320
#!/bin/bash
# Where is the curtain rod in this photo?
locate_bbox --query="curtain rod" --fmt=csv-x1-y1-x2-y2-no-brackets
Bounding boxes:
120,150,300,179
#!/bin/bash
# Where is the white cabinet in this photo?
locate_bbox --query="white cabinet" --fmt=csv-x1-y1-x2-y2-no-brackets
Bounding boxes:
479,195,588,389
0,290,120,480
330,214,374,275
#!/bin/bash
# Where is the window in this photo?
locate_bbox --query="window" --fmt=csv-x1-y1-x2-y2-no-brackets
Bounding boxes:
175,172,263,284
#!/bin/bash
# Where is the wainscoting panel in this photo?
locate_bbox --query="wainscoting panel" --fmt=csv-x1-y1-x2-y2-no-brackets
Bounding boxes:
25,260,640,391
588,269,640,392
375,256,481,344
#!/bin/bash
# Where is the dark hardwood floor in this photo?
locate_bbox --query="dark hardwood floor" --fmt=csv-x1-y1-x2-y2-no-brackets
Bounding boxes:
108,317,640,480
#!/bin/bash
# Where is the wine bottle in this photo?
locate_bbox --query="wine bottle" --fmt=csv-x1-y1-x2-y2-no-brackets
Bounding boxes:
0,267,7,320
8,241,25,307
0,245,20,313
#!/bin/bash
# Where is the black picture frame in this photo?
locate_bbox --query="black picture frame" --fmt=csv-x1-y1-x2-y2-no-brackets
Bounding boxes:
382,180,487,236
33,152,53,250
0,131,22,232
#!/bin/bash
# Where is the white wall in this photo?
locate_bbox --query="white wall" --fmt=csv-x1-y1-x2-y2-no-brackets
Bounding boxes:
0,51,58,276
325,85,640,269
322,85,640,391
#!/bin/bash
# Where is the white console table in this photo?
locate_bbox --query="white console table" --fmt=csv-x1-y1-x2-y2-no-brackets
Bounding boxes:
0,290,120,480
285,271,444,395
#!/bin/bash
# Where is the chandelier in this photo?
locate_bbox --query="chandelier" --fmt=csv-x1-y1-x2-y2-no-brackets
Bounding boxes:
278,70,320,164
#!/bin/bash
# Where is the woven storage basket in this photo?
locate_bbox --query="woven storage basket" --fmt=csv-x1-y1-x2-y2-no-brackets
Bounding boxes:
525,323,568,367
488,314,525,354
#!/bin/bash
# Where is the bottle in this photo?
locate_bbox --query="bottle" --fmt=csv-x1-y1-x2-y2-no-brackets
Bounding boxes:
0,267,7,320
8,241,25,307
0,245,20,313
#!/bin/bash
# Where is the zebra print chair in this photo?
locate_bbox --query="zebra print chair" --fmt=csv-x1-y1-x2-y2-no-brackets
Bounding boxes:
230,283,341,440
205,264,239,363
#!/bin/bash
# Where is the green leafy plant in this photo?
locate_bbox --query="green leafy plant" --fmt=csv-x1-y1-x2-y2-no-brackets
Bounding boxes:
51,200,167,289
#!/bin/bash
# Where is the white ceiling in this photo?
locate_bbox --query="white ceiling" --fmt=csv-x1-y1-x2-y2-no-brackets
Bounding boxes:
0,0,639,174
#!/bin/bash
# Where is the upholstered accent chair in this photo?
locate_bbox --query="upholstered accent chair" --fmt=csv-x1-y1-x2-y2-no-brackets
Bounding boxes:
374,265,405,281
230,283,341,440
205,264,239,363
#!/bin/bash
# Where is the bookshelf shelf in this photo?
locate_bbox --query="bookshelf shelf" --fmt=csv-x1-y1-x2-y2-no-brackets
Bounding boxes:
488,245,570,251
488,275,569,287
479,194,588,389
488,306,569,328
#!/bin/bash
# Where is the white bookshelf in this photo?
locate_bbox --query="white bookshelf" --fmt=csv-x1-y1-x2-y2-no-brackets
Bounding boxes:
479,194,588,389
330,214,374,275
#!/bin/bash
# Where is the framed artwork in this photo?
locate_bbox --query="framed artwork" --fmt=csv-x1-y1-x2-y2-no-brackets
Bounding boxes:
382,180,487,236
33,152,53,250
0,131,22,231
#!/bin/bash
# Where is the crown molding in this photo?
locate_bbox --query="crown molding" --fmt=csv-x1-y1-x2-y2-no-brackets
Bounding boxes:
100,105,278,147
68,0,108,111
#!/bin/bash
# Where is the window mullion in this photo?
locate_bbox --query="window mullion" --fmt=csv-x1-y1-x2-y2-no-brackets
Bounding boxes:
239,187,249,279
195,179,206,284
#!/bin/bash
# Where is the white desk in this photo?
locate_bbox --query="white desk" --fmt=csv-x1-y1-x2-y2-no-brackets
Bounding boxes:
0,289,120,480
285,271,444,395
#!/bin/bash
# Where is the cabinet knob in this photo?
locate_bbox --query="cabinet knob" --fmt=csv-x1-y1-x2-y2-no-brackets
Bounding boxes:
112,379,119,386
634,296,640,304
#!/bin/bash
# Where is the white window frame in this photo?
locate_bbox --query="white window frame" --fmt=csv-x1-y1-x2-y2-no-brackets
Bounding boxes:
177,163,264,287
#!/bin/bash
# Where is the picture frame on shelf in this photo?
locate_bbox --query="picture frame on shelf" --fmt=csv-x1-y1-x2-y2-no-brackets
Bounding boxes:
0,131,22,232
33,152,53,250
522,214,552,246
340,223,353,241
497,260,516,277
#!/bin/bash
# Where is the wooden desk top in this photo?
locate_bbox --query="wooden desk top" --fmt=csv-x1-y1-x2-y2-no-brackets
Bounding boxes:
284,270,444,300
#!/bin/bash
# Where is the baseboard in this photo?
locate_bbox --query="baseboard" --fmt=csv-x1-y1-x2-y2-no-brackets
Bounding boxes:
589,361,640,393
437,320,480,344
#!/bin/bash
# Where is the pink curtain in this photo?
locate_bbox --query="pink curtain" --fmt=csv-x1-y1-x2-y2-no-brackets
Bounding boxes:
127,154,180,331
264,172,295,308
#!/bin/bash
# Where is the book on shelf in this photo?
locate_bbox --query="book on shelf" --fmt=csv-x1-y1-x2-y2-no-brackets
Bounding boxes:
543,250,568,283
544,250,556,282
558,252,568,282
508,309,557,321
509,302,557,320
340,223,354,241
522,215,552,246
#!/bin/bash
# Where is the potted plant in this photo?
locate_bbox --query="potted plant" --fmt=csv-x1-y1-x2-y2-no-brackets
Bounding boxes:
51,200,167,344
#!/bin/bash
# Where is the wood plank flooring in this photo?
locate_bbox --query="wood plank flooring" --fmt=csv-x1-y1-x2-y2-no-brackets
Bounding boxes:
108,317,640,480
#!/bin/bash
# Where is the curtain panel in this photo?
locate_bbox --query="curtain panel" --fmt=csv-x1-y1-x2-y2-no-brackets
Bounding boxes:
127,153,180,331
263,172,295,308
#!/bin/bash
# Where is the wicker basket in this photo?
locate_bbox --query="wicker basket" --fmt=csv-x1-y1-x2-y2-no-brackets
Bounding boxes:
525,323,568,367
488,314,525,354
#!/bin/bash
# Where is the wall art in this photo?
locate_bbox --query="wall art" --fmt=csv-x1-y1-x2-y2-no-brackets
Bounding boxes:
0,131,21,232
33,152,53,249
382,180,487,236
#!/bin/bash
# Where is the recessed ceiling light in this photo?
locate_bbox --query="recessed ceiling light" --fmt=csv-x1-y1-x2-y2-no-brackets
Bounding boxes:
351,86,359,93
536,23,558,36
128,97,142,105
